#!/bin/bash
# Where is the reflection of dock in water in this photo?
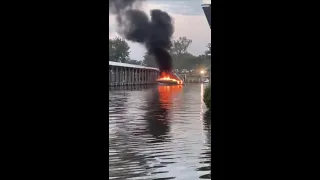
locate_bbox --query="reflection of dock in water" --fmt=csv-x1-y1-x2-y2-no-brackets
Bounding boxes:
109,84,211,179
109,85,184,179
109,84,156,91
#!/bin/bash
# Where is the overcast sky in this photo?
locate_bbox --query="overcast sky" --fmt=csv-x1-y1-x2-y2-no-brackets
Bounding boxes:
109,0,211,61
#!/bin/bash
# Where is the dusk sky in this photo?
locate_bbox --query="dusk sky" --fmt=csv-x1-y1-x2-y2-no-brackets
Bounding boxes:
109,0,211,61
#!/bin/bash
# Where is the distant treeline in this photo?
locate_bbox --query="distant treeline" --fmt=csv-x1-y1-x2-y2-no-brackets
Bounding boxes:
109,36,211,71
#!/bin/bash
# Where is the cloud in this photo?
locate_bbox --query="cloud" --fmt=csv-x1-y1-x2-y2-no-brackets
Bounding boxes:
172,14,211,56
109,0,211,60
147,0,205,16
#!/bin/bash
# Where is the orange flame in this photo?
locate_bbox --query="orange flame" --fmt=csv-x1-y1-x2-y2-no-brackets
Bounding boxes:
157,72,183,85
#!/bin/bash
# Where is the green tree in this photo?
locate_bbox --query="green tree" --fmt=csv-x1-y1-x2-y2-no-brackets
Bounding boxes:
170,36,192,55
172,53,198,70
142,52,158,68
205,43,211,56
203,86,211,110
169,36,194,70
196,54,211,68
109,37,130,63
127,59,143,65
200,43,211,68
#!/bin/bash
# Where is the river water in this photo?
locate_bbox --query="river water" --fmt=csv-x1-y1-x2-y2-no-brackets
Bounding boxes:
109,83,211,180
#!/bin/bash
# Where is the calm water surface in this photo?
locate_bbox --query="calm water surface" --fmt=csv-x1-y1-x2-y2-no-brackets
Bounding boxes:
109,84,211,180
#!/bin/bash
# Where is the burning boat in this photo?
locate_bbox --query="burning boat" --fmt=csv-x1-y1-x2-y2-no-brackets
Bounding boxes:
157,72,184,85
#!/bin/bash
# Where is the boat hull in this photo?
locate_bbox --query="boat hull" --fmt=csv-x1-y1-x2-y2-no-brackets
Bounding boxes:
157,80,184,86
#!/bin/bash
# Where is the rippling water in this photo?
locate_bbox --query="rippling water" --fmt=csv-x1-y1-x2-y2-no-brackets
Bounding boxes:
109,84,211,180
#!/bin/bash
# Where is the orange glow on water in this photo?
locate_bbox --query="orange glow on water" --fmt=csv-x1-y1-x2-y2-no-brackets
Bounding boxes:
158,85,183,109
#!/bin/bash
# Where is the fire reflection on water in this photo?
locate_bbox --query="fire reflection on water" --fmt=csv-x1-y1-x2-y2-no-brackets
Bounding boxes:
157,85,183,110
109,84,211,179
144,85,183,141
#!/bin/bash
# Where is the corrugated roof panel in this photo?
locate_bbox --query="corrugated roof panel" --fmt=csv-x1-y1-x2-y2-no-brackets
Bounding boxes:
201,4,210,7
109,61,159,71
202,4,211,27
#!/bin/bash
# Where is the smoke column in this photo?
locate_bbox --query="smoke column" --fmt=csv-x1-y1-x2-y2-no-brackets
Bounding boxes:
109,0,174,72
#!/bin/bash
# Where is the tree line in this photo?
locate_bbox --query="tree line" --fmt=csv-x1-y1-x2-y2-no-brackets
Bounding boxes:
109,36,211,70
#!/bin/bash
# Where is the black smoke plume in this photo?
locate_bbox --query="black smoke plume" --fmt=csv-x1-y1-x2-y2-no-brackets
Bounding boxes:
109,0,174,72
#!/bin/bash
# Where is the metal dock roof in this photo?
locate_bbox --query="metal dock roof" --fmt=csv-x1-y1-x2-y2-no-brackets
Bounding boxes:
202,4,211,28
109,61,159,71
